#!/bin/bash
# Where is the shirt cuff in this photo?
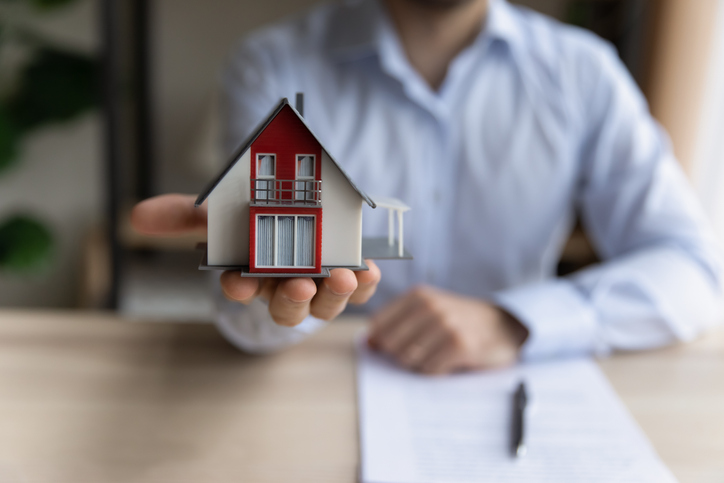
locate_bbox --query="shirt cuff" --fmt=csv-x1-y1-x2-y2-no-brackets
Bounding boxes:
491,279,601,361
214,293,327,354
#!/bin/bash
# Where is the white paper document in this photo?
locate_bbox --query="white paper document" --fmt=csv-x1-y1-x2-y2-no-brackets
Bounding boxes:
357,339,677,483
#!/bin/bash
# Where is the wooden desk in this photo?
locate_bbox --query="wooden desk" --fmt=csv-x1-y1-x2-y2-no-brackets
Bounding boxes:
0,311,721,483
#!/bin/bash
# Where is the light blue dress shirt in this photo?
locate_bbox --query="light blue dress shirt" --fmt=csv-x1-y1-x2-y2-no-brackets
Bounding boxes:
214,0,723,360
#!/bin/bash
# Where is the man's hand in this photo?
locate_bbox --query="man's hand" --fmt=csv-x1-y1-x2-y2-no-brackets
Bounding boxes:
131,194,381,326
368,285,528,374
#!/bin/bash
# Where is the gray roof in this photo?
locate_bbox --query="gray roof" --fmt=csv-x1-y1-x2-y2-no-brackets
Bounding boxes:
195,98,375,208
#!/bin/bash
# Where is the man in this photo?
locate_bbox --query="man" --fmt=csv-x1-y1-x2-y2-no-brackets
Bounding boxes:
132,0,722,374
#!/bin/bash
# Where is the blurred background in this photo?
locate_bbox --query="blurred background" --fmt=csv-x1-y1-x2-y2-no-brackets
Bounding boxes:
1,0,723,321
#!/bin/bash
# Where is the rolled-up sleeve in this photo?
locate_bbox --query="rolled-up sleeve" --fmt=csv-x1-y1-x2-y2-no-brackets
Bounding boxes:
494,43,723,361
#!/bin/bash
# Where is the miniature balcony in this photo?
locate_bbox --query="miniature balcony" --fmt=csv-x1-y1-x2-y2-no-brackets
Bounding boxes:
251,178,322,206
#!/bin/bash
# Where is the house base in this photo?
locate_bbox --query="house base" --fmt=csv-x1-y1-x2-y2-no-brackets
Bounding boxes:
238,267,332,278
361,237,413,260
196,244,370,277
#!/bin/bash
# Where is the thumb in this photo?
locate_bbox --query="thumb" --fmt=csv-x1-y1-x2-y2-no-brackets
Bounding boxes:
131,194,207,236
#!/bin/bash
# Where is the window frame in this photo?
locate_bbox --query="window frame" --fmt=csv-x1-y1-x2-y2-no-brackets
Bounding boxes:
295,154,316,180
256,153,276,178
295,154,316,202
255,153,277,201
255,214,316,268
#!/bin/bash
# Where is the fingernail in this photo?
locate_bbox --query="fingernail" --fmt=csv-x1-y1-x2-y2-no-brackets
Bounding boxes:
283,294,313,304
328,287,354,297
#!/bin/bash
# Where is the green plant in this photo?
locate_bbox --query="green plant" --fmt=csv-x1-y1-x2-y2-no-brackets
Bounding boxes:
6,47,98,133
0,105,19,172
0,0,99,274
0,215,53,271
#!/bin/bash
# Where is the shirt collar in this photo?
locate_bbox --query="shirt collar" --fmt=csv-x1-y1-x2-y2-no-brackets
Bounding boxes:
327,0,523,62
484,0,525,48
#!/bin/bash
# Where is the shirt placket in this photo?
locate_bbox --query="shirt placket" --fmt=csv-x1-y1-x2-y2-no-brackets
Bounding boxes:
420,112,453,287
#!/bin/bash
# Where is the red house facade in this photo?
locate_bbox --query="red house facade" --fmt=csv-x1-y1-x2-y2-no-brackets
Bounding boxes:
247,105,324,273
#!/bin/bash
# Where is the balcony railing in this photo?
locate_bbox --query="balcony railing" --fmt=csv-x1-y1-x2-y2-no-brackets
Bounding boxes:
251,178,322,206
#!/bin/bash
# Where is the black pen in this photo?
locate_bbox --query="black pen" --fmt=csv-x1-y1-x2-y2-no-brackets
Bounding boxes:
511,381,528,458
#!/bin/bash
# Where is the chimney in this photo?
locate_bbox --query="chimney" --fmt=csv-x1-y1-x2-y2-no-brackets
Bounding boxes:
295,92,304,117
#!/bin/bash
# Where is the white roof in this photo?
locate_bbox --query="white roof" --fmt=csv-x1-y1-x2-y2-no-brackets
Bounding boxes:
369,196,411,212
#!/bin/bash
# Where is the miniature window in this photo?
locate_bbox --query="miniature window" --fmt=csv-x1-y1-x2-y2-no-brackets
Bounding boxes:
258,154,276,177
256,215,315,267
297,155,314,178
256,154,276,200
296,155,315,201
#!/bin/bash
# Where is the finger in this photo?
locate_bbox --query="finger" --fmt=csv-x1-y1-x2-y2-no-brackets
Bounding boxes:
399,325,450,370
478,343,520,370
369,286,436,348
131,194,207,236
219,271,260,304
268,277,318,327
376,308,431,355
368,289,420,342
348,260,381,305
310,269,358,320
257,278,281,302
419,343,458,375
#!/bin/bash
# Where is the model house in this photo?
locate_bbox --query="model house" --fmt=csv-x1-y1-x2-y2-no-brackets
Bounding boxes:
195,95,410,277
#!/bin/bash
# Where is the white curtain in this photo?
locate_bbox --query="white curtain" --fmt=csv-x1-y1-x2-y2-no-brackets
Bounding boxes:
296,216,315,266
298,155,314,176
258,155,275,176
278,216,295,266
257,216,274,266
295,181,305,201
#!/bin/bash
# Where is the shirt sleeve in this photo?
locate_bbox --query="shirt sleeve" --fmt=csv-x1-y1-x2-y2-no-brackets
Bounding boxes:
212,274,327,354
493,42,724,361
212,37,327,353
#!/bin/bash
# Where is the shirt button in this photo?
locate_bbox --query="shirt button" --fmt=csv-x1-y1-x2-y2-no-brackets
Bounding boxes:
433,190,442,203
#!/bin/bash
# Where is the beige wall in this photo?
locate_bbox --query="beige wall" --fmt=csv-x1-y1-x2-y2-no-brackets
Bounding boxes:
644,0,720,173
0,0,101,307
208,150,251,267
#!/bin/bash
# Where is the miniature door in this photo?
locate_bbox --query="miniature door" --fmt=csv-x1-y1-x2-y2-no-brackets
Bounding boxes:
250,212,320,270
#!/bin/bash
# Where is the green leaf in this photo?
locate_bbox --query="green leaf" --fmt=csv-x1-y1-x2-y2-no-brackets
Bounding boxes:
0,106,20,174
0,215,54,272
6,48,99,133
